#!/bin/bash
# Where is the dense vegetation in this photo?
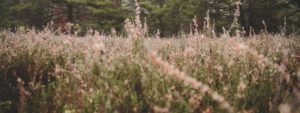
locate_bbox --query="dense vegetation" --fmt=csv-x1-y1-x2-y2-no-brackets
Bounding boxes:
1,2,300,112
1,0,300,113
0,0,300,36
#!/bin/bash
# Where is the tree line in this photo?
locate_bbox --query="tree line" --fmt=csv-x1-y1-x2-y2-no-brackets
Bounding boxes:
0,0,299,36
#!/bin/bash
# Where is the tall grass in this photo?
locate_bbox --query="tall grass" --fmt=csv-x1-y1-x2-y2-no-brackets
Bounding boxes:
1,2,300,113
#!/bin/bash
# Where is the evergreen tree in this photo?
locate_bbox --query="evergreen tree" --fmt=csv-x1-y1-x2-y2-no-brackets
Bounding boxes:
51,0,125,33
0,0,299,35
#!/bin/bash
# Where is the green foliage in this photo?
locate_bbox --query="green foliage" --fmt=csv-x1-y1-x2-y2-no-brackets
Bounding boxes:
0,42,64,113
0,0,300,35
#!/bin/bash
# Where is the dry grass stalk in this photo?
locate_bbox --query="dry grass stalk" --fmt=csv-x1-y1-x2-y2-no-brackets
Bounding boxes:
149,51,234,113
229,39,290,82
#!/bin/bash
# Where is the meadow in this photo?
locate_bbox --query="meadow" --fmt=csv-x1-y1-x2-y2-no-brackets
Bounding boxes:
1,4,300,113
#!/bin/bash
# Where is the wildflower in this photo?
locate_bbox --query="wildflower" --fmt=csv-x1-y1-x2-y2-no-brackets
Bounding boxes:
202,106,213,113
184,47,196,57
153,106,169,113
165,94,173,101
279,103,291,113
237,80,247,98
149,51,234,113
189,96,201,110
92,43,105,55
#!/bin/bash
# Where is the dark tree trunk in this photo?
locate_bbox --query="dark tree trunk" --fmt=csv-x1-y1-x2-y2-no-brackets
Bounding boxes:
240,0,246,32
67,3,74,34
158,0,165,36
248,0,254,33
67,3,74,23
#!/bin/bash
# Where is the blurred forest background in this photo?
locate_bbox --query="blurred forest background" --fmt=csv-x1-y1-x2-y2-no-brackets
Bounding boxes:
0,0,300,36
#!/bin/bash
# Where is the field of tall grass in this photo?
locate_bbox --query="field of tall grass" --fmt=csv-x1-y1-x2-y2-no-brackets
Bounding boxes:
1,2,300,113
